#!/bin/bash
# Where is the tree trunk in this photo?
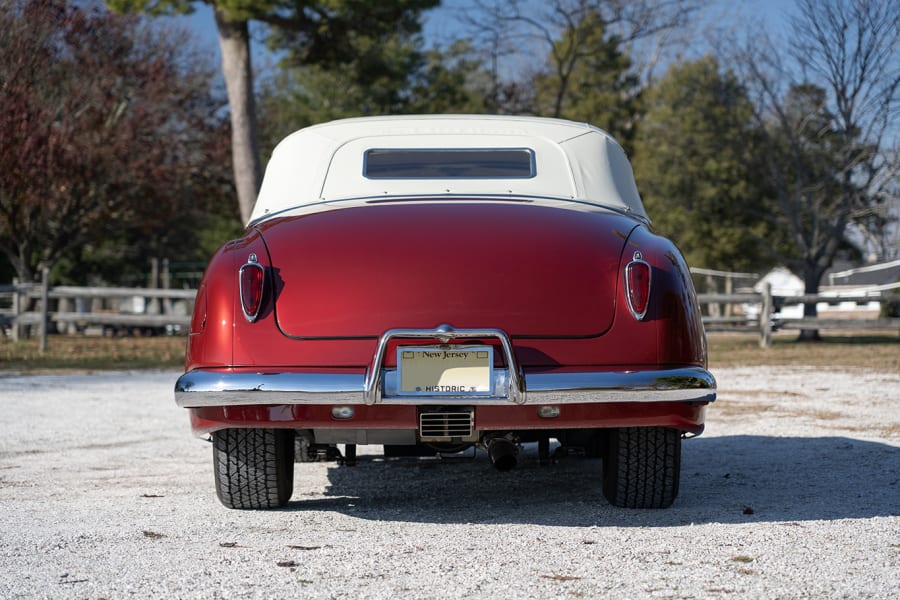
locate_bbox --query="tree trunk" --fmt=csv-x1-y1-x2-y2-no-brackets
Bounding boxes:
214,8,262,225
798,264,823,342
12,241,35,283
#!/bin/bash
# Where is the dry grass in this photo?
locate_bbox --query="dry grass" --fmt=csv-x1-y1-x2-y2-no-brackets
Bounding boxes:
0,329,897,372
707,330,900,370
0,335,186,372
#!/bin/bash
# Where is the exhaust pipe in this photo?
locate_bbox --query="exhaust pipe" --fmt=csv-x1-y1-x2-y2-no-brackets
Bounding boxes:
486,437,518,471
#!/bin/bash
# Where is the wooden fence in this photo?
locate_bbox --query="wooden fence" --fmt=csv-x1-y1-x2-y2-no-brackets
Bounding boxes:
0,271,194,352
2,276,898,351
699,283,900,347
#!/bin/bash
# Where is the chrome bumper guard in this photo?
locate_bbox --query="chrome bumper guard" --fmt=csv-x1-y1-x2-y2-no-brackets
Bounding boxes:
175,324,716,408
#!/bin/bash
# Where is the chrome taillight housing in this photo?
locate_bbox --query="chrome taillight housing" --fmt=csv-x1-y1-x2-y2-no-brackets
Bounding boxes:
624,250,651,321
239,253,265,322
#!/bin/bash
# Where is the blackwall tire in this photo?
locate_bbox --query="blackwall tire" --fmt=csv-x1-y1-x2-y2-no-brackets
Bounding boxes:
213,428,295,509
602,426,681,509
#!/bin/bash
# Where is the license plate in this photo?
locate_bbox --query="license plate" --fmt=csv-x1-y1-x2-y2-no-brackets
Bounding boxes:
397,346,493,396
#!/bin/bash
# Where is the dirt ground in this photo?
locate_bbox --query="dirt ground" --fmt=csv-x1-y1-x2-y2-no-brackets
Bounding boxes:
0,366,898,598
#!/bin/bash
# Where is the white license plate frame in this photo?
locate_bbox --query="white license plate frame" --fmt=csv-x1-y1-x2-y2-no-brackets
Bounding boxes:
396,346,494,396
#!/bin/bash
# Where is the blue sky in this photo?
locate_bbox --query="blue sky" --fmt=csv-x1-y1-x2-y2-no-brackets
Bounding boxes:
174,0,797,76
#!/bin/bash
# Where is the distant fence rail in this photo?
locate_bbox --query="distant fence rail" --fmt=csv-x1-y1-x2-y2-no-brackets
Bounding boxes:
2,275,898,351
1,274,195,351
699,284,900,347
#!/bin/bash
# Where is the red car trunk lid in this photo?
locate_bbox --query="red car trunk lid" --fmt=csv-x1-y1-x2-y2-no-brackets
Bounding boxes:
259,202,636,339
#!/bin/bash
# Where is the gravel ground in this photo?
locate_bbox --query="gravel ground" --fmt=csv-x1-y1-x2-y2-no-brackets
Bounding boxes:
0,367,898,599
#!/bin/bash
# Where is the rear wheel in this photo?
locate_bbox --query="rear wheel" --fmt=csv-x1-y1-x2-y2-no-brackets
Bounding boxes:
213,428,294,509
602,426,680,509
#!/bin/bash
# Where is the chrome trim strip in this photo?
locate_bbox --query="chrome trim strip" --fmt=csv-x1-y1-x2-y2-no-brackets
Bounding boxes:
175,371,365,406
246,195,651,229
526,368,716,404
175,366,716,408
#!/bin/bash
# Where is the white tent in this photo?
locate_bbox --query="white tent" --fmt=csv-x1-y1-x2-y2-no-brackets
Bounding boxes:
753,267,804,297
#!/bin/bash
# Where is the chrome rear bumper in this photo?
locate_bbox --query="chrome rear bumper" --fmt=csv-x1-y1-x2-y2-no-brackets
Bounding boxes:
175,366,715,408
175,325,715,408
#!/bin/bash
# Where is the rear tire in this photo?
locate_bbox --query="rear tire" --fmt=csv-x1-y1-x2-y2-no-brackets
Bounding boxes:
213,428,294,509
602,426,680,509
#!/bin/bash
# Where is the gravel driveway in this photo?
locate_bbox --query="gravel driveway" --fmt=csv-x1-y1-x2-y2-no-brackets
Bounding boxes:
1,367,898,598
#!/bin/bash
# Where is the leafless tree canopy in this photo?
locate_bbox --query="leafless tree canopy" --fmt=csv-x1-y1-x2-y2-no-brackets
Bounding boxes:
732,0,899,334
791,0,900,260
457,0,702,111
791,0,899,146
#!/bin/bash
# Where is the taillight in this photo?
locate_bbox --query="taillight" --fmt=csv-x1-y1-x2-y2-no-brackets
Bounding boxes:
239,253,265,322
624,250,651,320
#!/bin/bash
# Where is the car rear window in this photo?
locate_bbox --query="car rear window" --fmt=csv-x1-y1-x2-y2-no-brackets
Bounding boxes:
363,148,536,179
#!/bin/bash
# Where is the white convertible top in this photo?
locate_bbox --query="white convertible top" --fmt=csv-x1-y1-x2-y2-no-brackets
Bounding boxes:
250,114,647,224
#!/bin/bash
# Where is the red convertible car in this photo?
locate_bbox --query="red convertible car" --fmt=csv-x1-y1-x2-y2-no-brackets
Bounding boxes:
176,115,715,510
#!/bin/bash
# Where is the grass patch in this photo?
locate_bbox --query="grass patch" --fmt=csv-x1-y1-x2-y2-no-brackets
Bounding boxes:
0,335,186,372
708,330,899,370
0,329,897,372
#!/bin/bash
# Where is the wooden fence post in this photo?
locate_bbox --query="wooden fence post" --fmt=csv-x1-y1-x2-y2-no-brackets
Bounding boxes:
706,274,720,318
162,258,172,315
725,275,733,317
759,282,773,348
39,267,49,353
11,277,21,342
150,257,161,315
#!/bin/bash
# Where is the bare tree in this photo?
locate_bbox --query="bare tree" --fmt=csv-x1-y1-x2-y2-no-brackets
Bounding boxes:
737,0,899,339
459,0,702,113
